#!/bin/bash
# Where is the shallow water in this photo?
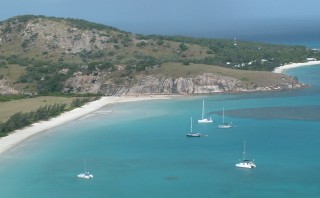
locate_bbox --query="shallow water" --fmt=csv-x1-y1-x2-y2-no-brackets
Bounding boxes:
0,65,320,198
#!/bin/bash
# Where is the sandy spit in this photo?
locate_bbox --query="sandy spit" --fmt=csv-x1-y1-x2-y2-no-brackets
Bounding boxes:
273,61,320,73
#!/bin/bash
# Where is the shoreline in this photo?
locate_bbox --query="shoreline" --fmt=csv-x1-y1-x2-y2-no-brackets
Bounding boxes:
3,59,320,155
0,95,172,155
273,60,320,73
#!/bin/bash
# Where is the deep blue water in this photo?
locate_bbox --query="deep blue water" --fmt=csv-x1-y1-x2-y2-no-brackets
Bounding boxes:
0,65,320,197
235,32,320,49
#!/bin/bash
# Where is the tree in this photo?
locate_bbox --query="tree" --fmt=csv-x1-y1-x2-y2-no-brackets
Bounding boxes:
136,41,147,47
179,43,188,51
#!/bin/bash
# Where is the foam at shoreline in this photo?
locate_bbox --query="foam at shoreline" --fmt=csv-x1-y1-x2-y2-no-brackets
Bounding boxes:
273,61,320,73
0,95,172,155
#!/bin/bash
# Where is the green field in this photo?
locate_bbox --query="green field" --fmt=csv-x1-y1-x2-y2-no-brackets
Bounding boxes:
147,62,295,87
0,96,76,122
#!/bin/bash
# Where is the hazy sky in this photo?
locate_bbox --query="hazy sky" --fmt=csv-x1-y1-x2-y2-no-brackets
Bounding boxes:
1,0,320,40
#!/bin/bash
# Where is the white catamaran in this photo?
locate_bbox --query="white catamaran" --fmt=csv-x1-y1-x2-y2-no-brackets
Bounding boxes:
218,107,233,128
198,100,213,123
77,160,94,179
235,141,256,169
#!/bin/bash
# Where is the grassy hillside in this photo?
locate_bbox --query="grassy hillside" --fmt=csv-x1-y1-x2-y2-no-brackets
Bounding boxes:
0,15,318,95
147,62,296,87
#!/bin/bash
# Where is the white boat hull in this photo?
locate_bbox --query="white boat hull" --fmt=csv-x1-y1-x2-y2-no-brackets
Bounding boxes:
218,124,233,128
198,118,213,123
235,162,256,169
78,172,94,179
186,133,201,137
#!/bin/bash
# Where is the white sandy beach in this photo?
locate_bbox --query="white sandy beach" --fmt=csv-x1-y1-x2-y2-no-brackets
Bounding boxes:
0,95,172,155
3,60,320,155
273,60,320,73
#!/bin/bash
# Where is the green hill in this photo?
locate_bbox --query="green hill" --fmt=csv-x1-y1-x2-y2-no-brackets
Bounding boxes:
0,15,316,95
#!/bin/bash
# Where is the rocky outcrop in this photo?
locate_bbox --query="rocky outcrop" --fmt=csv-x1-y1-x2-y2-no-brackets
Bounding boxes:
123,74,242,95
62,72,305,96
0,79,20,95
63,72,102,94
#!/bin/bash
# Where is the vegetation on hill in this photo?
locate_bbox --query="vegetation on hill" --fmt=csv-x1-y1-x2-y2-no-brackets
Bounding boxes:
137,34,320,70
0,15,319,96
0,15,314,134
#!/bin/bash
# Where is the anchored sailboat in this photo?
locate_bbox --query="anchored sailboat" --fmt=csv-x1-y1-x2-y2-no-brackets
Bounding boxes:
198,100,213,123
77,160,94,179
218,107,233,128
235,141,256,169
186,117,201,137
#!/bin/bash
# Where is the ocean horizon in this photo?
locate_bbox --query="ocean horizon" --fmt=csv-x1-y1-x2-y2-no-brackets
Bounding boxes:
117,22,320,49
0,33,320,197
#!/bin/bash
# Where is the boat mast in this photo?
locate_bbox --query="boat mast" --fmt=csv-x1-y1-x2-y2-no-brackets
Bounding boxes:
222,107,225,123
202,100,205,119
83,159,87,172
242,141,247,161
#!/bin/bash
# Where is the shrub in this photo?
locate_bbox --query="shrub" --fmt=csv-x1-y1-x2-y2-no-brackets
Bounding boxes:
182,60,190,65
136,41,147,47
0,60,6,68
157,39,164,45
179,43,188,51
206,50,214,54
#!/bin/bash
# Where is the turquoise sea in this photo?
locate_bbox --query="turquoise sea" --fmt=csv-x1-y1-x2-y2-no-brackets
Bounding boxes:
0,65,320,198
0,64,320,197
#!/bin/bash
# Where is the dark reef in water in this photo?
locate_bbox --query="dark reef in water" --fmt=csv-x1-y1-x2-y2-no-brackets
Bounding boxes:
213,106,320,121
